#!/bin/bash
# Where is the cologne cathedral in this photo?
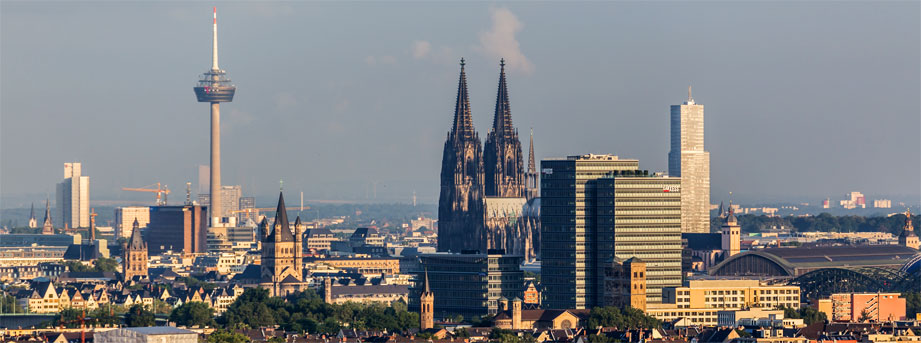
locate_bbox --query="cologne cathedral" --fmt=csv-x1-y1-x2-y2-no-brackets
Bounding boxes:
438,59,540,261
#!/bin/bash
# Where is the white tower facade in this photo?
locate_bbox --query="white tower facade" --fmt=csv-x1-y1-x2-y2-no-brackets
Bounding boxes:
56,162,90,229
668,87,710,233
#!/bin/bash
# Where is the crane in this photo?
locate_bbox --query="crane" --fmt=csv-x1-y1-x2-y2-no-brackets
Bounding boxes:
122,182,171,206
231,205,311,220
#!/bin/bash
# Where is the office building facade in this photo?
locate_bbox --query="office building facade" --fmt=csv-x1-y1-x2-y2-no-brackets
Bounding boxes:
541,154,682,309
410,251,523,319
668,89,710,233
147,205,208,255
115,206,150,239
55,162,90,229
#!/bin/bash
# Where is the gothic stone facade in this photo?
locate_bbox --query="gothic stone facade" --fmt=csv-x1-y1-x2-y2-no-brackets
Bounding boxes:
438,59,539,260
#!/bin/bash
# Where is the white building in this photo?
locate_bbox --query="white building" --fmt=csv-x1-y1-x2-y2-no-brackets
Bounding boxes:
668,88,710,233
95,327,197,343
55,162,90,229
874,199,892,208
115,206,150,239
840,191,866,209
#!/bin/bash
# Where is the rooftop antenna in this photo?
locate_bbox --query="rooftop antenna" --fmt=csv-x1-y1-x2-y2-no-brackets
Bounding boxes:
300,191,304,215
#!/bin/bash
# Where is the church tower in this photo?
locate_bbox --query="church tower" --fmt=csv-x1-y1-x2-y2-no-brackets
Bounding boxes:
41,199,54,235
122,219,148,280
28,203,38,229
437,59,485,253
419,269,434,330
484,59,525,198
899,209,919,250
260,192,304,295
721,207,741,257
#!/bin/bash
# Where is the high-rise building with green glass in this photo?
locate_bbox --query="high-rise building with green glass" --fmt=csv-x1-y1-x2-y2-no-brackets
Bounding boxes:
540,154,683,309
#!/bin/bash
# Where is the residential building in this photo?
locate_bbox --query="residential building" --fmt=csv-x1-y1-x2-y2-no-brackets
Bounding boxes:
95,327,198,343
305,257,400,275
541,154,682,308
873,199,892,209
824,293,906,322
115,207,150,239
350,227,385,247
840,192,866,209
661,280,800,310
410,251,523,319
668,88,710,233
146,205,208,255
305,228,340,252
56,162,90,229
321,277,409,306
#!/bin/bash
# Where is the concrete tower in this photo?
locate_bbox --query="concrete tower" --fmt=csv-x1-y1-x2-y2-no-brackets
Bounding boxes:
194,7,235,223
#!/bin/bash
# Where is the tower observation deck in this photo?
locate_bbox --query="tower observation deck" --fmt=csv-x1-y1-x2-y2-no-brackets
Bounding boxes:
194,7,235,224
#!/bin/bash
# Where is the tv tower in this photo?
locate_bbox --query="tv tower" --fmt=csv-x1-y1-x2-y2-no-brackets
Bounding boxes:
194,7,235,223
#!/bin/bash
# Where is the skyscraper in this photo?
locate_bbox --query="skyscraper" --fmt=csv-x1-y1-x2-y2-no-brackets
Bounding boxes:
55,162,90,229
194,8,235,224
541,154,682,308
437,59,485,253
668,87,710,233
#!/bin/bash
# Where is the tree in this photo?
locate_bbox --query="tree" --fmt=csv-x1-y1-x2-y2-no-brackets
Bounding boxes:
490,328,536,343
125,304,155,327
207,329,251,343
170,301,215,327
780,306,827,325
588,306,660,329
858,308,873,323
905,292,920,318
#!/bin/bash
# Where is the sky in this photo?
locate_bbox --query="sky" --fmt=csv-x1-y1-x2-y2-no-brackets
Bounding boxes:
1,1,919,208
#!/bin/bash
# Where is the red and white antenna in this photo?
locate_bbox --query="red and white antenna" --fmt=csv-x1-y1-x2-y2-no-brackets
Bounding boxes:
212,7,219,70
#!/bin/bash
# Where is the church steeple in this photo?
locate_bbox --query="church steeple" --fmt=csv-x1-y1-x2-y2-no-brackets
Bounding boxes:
899,209,919,250
28,203,37,229
451,58,476,140
420,268,434,330
267,191,294,242
525,128,538,200
42,199,53,235
492,59,514,137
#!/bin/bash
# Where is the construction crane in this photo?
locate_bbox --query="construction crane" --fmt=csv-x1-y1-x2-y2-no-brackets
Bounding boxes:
122,182,171,206
231,205,311,220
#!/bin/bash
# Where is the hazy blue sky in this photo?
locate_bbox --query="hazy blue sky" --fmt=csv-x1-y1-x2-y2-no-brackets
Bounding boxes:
2,1,919,207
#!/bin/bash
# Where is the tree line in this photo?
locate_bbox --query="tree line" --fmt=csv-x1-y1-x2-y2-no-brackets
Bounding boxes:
711,213,918,235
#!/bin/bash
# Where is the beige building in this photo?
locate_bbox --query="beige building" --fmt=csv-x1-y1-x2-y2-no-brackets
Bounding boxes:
668,89,710,233
115,207,150,239
306,257,400,275
647,280,800,326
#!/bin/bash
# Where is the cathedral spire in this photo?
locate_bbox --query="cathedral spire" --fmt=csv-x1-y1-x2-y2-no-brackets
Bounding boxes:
528,128,536,174
492,59,514,137
451,58,476,140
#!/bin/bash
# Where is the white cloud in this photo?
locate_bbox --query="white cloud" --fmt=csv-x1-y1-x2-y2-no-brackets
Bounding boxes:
477,7,534,74
412,40,432,59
